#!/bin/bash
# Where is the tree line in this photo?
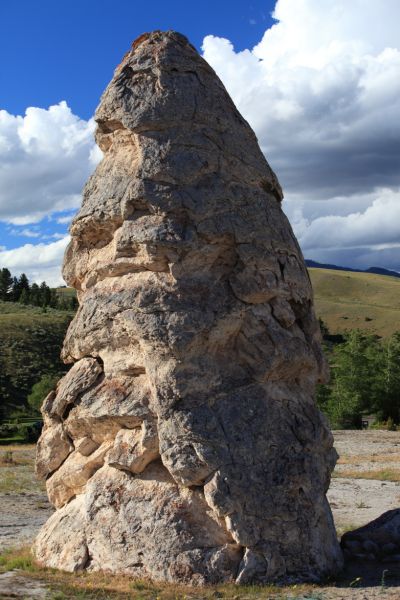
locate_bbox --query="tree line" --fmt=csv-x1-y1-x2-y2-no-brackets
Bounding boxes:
318,327,400,429
0,267,77,311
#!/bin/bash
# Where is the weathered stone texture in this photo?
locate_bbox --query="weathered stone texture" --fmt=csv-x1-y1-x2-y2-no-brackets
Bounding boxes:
34,30,342,584
342,509,400,562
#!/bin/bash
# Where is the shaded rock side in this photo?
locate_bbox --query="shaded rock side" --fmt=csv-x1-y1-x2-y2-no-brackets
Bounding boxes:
34,30,342,584
341,509,400,562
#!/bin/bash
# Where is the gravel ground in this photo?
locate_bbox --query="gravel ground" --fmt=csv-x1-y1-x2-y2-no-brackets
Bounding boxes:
0,492,53,552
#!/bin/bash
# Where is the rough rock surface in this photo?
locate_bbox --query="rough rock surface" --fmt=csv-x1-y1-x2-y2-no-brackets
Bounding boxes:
342,509,400,562
33,30,342,584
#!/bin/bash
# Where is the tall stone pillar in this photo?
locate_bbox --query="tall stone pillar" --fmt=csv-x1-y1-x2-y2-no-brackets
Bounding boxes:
34,31,343,584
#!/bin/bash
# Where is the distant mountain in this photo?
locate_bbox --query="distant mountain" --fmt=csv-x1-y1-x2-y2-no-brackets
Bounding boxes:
305,259,400,279
365,267,400,279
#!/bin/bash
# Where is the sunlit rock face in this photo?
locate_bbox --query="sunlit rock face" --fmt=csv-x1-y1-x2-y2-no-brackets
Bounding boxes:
34,30,342,584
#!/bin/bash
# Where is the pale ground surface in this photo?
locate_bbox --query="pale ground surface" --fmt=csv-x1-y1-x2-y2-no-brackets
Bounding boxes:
328,430,400,535
0,445,52,553
1,432,400,598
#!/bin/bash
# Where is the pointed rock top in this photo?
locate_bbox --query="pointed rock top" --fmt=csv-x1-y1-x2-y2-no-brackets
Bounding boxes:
130,30,195,52
94,29,283,201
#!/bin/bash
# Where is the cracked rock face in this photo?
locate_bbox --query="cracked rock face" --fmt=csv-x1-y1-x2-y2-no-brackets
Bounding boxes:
34,30,343,584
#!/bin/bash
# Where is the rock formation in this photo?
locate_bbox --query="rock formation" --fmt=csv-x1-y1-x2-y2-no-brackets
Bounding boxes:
342,509,400,562
34,30,343,584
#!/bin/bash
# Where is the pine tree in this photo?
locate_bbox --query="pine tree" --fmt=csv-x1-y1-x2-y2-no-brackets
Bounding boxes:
373,332,400,423
39,281,51,306
19,288,30,305
30,282,40,306
0,268,13,301
324,330,380,428
49,288,59,308
10,277,19,301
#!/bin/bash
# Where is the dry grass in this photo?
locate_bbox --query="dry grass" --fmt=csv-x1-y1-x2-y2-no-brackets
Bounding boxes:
0,444,36,453
0,445,43,493
0,465,44,493
332,469,400,482
337,453,400,465
309,267,400,337
335,524,359,539
0,547,321,600
0,448,35,467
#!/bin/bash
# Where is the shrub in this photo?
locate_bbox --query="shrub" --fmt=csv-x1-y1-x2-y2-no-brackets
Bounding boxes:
27,373,60,413
386,417,397,431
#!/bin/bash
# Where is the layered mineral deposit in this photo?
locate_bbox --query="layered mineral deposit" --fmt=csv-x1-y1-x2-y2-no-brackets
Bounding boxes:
34,30,343,584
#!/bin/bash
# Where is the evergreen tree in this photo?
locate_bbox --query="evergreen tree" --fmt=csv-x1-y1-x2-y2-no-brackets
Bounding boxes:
30,282,40,306
39,281,51,306
49,288,59,308
69,295,79,310
0,268,13,301
18,273,30,293
373,332,400,422
12,273,30,302
321,330,381,428
19,288,30,305
10,277,19,301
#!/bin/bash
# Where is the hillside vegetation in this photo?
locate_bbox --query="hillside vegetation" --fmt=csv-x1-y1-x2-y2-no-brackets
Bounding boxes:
309,268,400,337
0,301,72,422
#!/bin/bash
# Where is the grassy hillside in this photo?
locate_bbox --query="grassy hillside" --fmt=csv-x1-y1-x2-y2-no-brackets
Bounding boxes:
56,286,76,297
0,301,73,419
309,268,400,337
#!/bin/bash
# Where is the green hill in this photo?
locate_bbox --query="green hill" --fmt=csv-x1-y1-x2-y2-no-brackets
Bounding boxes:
309,268,400,337
0,301,73,420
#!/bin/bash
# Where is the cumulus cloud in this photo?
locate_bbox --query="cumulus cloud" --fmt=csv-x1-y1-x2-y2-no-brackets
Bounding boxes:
0,236,70,286
203,0,400,269
0,101,101,225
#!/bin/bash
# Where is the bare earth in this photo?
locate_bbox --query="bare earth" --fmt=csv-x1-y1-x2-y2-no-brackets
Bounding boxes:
0,445,52,553
1,431,400,598
328,430,400,535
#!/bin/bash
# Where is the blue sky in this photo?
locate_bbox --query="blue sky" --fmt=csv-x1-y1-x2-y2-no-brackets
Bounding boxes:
0,0,275,119
0,0,399,284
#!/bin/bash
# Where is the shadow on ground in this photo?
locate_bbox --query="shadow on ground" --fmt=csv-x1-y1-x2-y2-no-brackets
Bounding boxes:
337,558,400,587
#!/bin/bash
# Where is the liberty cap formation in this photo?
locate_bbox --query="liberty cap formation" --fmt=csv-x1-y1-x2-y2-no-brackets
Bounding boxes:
34,31,343,584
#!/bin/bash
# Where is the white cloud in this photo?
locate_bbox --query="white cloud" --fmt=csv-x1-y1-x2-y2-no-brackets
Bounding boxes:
0,236,70,286
56,214,74,225
10,228,41,238
56,213,74,225
202,0,400,269
291,187,400,271
295,188,400,250
0,101,101,225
